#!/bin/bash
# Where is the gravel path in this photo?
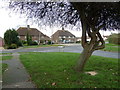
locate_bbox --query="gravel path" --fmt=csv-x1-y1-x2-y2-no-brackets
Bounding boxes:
2,52,36,88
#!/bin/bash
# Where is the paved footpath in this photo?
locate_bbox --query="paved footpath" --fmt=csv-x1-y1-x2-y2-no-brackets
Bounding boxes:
2,52,36,88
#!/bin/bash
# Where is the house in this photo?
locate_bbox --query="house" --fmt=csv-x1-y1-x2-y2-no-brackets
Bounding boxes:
51,28,76,44
0,37,4,47
17,25,50,44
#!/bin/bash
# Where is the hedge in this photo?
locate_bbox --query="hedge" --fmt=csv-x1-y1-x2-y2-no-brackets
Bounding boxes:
108,33,120,45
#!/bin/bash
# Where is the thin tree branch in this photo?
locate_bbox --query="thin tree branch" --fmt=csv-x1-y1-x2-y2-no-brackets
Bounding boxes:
95,32,105,50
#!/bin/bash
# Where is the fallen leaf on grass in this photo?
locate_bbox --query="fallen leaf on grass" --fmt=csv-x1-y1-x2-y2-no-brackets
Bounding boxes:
85,71,97,76
15,85,20,87
5,69,8,71
52,82,56,86
64,70,66,72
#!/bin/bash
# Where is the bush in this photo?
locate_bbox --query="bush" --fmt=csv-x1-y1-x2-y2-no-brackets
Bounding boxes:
4,45,9,49
40,40,44,44
108,33,120,45
31,41,38,45
9,44,18,49
18,40,23,46
5,44,18,49
76,41,81,43
22,40,27,44
47,40,54,44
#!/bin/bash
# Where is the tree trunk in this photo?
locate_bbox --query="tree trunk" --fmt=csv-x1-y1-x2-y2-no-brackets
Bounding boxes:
72,3,105,72
75,45,93,72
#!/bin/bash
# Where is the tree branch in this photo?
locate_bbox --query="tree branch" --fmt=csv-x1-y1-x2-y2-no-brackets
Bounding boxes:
95,32,105,50
97,24,106,31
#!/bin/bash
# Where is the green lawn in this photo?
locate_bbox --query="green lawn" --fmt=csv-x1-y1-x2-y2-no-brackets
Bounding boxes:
0,55,12,74
23,44,63,49
0,53,12,55
102,43,120,52
0,63,8,74
0,56,12,61
20,52,119,88
105,43,120,46
2,64,8,73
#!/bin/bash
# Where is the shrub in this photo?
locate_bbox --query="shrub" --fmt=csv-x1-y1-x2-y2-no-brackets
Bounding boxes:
22,40,27,44
47,40,54,44
4,44,9,49
31,41,38,45
9,44,18,49
40,40,44,44
5,44,18,49
18,40,22,46
76,41,81,43
108,33,120,45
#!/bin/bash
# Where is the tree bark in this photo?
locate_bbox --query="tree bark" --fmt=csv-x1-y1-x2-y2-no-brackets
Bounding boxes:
75,45,94,72
72,2,106,72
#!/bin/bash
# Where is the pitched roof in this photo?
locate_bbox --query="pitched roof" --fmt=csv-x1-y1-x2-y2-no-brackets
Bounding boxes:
17,27,44,36
43,34,50,38
52,30,75,37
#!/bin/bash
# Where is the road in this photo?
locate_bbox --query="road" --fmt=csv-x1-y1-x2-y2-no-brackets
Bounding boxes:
1,44,119,59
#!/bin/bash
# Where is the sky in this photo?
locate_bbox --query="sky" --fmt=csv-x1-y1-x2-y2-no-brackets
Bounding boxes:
0,1,118,38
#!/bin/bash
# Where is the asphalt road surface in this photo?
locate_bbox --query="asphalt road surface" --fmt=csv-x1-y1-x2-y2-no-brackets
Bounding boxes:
1,44,119,59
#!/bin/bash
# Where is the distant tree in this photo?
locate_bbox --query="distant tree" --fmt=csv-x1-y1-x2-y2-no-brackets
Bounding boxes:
26,32,32,45
9,2,120,72
4,29,12,46
108,33,120,45
4,29,20,47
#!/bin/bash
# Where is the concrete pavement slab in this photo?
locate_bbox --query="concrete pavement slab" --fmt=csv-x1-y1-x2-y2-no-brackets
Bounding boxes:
2,53,36,88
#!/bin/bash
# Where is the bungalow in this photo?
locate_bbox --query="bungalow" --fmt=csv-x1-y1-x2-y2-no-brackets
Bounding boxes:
17,25,50,44
51,28,76,44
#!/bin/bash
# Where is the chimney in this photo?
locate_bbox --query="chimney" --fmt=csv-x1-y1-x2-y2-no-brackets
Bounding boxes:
27,25,30,29
62,27,64,30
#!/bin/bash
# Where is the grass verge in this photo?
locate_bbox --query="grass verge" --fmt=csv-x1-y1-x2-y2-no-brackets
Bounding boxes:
0,56,12,61
2,63,8,73
102,43,120,52
20,52,119,88
0,53,12,55
23,44,64,49
0,63,8,74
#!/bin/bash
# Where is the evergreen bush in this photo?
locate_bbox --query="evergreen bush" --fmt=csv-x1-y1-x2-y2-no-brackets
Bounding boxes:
108,33,120,45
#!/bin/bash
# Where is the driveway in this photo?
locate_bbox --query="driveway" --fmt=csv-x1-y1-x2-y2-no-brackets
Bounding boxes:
1,44,119,59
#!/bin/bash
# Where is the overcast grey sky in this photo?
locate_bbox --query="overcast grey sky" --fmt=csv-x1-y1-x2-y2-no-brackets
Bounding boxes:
0,1,118,38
